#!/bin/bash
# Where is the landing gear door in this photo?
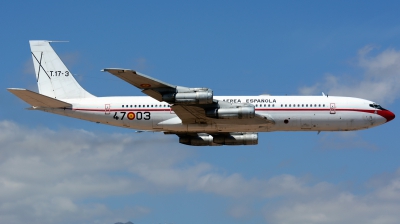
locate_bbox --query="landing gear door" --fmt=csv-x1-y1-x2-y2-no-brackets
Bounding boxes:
330,103,336,114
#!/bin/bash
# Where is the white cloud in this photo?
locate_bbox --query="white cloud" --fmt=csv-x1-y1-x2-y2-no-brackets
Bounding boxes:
266,191,400,224
1,120,400,224
228,204,252,219
299,45,400,104
0,120,287,223
374,172,400,201
316,132,379,151
264,168,400,224
0,120,179,223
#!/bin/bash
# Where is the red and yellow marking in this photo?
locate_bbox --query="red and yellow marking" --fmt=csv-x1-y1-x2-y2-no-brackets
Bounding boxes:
140,83,151,88
127,112,135,120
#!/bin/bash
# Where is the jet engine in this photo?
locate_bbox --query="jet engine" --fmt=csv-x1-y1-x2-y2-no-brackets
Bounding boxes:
213,133,258,145
206,105,255,119
179,134,215,146
162,87,213,104
178,133,258,146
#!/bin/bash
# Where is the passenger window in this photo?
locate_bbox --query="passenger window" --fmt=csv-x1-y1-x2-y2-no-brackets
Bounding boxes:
323,104,325,107
306,104,308,107
310,104,312,107
289,104,291,107
281,104,283,107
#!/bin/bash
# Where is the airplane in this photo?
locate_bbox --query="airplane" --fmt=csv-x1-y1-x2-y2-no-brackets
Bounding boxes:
7,40,395,146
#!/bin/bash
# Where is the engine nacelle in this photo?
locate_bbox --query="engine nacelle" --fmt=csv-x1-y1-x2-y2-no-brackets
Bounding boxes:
213,133,258,145
179,134,216,146
162,88,213,104
206,105,255,119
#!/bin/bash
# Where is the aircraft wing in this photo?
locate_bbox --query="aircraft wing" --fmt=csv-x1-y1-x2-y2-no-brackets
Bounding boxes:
170,105,210,124
103,68,275,125
102,68,176,101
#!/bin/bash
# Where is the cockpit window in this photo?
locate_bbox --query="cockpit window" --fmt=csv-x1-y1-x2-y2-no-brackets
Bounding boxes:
369,103,386,110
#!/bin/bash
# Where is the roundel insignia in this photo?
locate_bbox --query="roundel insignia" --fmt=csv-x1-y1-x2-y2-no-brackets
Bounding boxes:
127,112,135,120
140,84,151,88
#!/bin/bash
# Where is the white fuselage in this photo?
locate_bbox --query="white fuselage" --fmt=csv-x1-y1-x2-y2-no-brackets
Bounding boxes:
38,95,389,133
12,41,394,146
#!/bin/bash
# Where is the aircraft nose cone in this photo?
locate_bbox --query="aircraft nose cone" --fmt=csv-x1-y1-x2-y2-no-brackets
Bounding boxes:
378,110,395,122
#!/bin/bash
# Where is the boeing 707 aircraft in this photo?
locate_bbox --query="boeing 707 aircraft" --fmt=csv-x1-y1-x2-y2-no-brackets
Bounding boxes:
8,41,395,146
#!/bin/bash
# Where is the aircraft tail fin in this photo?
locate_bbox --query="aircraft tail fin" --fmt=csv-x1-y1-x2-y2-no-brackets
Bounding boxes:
8,88,72,108
29,40,95,99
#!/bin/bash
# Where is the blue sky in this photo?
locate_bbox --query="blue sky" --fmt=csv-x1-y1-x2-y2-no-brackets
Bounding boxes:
1,1,400,224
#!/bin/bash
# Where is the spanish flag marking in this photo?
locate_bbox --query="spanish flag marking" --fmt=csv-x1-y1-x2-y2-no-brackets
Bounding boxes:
127,112,135,120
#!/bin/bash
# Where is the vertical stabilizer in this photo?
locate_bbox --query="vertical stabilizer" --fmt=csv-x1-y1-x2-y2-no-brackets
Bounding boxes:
30,40,95,99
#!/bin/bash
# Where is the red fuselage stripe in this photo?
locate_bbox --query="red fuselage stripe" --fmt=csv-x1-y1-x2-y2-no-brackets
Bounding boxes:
73,108,377,114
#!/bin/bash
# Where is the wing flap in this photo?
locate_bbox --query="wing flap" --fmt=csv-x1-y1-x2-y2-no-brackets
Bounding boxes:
171,105,209,123
8,88,72,108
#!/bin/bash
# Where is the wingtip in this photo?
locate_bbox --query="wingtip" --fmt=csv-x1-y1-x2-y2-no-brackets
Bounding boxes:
7,88,26,92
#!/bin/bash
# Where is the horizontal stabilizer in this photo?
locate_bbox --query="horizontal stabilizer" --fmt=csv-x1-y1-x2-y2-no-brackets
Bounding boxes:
7,88,72,108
